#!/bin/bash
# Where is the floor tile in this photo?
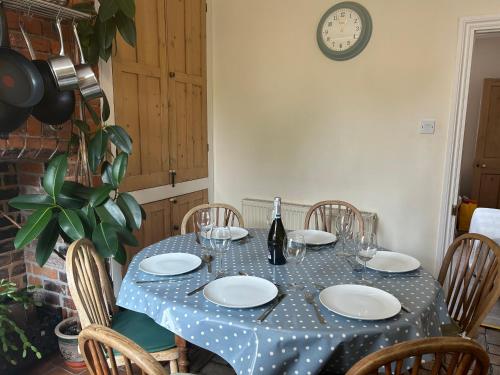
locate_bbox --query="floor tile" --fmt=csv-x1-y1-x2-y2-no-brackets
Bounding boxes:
489,344,500,356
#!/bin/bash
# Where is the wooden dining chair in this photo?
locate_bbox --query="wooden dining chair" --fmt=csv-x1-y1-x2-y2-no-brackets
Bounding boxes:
346,337,489,375
437,233,500,338
79,324,168,375
181,203,244,235
66,239,187,373
304,200,365,235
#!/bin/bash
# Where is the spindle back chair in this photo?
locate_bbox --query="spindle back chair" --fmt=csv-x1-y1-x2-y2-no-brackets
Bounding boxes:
181,203,244,235
79,324,168,375
346,337,489,375
437,233,500,338
304,200,365,235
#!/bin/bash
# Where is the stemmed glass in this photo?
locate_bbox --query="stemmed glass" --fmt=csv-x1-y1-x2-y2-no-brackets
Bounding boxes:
195,208,213,253
283,233,307,291
210,226,232,277
356,232,378,285
335,209,353,257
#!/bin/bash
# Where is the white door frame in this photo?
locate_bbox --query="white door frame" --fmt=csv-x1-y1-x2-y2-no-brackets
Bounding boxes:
436,14,500,274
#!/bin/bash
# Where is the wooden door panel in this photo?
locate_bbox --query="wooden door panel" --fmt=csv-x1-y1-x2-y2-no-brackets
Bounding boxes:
167,0,208,183
113,0,170,191
124,199,171,274
472,79,500,208
170,189,208,236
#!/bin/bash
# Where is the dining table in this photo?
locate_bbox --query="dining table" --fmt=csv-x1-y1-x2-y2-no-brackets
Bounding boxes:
116,228,450,375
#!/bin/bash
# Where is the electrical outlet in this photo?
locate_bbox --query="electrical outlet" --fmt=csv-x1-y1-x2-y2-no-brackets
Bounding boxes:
420,119,435,134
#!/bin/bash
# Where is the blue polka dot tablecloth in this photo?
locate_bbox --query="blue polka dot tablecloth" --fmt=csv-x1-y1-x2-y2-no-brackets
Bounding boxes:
117,229,450,375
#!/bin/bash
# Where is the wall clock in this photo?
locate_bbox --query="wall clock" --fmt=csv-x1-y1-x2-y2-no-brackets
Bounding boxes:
316,2,372,61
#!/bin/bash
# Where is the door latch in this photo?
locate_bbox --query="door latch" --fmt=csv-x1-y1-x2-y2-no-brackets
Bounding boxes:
169,170,177,187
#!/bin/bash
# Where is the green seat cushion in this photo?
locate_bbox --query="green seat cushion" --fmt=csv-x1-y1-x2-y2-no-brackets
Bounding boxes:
111,309,176,353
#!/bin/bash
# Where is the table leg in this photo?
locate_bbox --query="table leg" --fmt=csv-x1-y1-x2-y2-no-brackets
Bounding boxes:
175,335,189,372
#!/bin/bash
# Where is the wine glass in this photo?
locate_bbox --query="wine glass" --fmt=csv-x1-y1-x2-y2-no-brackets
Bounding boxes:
209,226,232,277
356,232,377,285
196,208,213,253
335,209,353,257
283,233,307,291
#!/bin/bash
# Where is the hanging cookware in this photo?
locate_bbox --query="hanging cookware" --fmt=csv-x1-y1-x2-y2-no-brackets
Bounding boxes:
0,4,44,108
0,100,31,139
72,22,102,101
48,17,78,91
20,22,75,125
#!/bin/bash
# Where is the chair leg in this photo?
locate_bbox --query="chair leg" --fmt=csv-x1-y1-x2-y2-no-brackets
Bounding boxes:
175,335,189,372
169,359,179,374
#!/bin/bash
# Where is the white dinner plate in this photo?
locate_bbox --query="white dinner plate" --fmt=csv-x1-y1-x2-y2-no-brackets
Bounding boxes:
291,229,337,246
139,253,202,276
319,284,401,320
363,251,421,273
201,226,249,241
203,276,278,308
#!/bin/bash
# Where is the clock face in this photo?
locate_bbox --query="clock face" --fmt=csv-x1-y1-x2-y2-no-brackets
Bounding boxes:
321,8,362,52
317,2,372,61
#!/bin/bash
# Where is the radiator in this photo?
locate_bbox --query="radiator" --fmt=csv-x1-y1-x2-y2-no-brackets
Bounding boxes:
242,198,377,233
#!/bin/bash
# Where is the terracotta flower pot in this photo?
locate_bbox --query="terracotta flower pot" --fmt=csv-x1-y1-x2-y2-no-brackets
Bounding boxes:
54,317,85,369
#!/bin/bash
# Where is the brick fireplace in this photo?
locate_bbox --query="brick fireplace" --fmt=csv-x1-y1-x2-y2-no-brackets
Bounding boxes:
0,3,98,320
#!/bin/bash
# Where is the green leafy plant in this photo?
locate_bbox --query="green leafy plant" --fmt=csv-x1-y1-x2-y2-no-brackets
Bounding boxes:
0,280,41,365
9,99,143,266
73,0,136,65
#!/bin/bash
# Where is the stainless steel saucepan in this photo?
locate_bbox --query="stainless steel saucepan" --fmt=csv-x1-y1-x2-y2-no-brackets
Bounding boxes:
72,22,102,100
48,18,78,91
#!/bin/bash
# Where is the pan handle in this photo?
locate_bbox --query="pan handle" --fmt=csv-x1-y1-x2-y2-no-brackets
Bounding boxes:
55,17,65,57
72,22,85,64
19,21,36,60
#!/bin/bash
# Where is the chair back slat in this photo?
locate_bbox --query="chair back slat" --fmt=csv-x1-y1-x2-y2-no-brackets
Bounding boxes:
67,239,117,328
181,203,245,235
304,200,365,234
438,233,500,337
79,325,168,375
346,337,489,375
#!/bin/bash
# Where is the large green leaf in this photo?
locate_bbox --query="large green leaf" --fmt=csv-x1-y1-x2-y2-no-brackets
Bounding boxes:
115,0,135,19
56,194,85,209
115,11,136,46
88,184,113,207
81,205,97,231
101,161,114,187
110,224,138,247
92,222,118,257
88,129,109,172
100,19,116,49
102,93,111,122
114,243,127,265
117,192,142,230
96,199,126,227
42,154,68,200
99,0,119,21
61,181,92,200
35,217,59,267
112,153,128,186
107,126,132,154
9,195,53,210
58,209,85,241
14,207,53,249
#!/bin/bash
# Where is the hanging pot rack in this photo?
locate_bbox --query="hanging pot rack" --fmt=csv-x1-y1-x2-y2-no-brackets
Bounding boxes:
2,0,93,21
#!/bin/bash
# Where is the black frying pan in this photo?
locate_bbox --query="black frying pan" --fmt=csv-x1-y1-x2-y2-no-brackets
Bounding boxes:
19,22,75,125
0,100,31,139
0,5,44,108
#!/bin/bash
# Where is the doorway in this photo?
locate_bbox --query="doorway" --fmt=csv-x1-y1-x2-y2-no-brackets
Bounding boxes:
439,17,500,328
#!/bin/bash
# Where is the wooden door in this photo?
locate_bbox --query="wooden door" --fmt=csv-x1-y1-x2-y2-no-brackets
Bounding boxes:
124,199,171,274
170,189,208,236
113,0,170,192
166,0,208,183
472,79,500,208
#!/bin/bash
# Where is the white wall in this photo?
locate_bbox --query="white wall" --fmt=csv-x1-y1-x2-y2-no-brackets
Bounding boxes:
210,0,500,271
459,34,500,198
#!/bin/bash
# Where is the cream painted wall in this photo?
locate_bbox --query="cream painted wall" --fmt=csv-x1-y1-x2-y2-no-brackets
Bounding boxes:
459,35,500,198
210,0,500,271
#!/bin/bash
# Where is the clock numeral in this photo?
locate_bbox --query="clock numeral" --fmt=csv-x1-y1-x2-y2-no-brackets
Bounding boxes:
339,43,343,49
347,41,350,46
327,37,331,41
328,21,332,27
333,15,337,20
340,11,345,17
356,26,360,31
354,18,358,23
353,34,357,39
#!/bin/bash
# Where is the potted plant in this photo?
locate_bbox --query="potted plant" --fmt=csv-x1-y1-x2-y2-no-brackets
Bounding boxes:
0,279,41,371
54,316,83,369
